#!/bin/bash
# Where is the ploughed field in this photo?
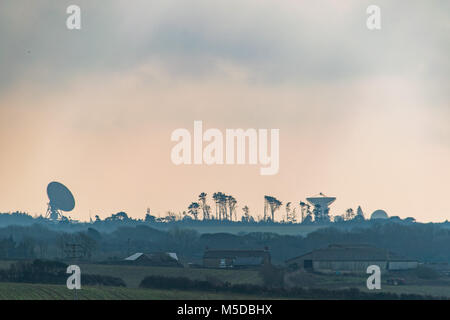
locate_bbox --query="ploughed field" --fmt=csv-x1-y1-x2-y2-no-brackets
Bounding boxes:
0,280,448,300
0,261,449,299
0,282,259,300
78,263,263,288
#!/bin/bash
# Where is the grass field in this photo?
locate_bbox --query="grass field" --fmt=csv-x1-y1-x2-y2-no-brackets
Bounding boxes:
362,285,450,298
68,264,450,298
0,282,260,300
0,280,448,300
306,273,450,298
0,261,262,289
1,261,448,299
78,264,262,288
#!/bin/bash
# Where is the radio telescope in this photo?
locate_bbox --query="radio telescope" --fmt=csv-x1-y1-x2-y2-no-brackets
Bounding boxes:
45,182,75,220
306,192,336,222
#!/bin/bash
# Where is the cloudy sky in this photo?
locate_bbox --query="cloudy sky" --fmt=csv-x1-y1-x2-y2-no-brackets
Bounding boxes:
0,0,449,222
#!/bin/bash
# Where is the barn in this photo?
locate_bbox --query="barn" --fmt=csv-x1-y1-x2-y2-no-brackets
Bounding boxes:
203,248,271,268
286,244,418,273
124,252,181,267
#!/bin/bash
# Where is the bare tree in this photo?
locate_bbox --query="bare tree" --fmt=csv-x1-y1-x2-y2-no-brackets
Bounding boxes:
242,205,251,222
286,202,297,223
198,192,210,220
211,192,230,221
264,195,282,222
345,208,355,221
212,192,220,220
299,201,306,223
285,202,291,223
227,195,237,221
219,192,227,220
188,202,200,220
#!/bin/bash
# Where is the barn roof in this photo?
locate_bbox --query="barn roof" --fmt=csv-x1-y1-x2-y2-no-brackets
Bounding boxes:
125,252,144,261
286,244,416,263
124,252,178,261
167,252,178,261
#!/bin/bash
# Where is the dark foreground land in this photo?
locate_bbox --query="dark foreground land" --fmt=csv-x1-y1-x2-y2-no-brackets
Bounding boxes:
0,217,449,299
0,261,448,300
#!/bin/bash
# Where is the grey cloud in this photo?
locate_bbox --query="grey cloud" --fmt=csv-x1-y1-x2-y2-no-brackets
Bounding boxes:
0,0,448,94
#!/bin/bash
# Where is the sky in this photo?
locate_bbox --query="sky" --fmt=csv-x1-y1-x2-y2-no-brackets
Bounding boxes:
0,0,449,222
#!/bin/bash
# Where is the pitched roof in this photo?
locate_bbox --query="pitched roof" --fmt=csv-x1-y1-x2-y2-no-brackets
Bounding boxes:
286,244,416,262
124,252,179,261
167,252,178,261
125,252,144,261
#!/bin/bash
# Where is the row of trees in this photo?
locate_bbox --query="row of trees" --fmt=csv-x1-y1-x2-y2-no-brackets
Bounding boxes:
90,197,368,225
97,204,368,227
185,193,285,223
0,219,447,263
4,194,373,226
183,193,366,224
0,236,35,259
187,192,238,221
0,231,98,260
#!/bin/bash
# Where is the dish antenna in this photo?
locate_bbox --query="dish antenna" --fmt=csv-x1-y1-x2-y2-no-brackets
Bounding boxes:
306,192,336,221
45,181,75,220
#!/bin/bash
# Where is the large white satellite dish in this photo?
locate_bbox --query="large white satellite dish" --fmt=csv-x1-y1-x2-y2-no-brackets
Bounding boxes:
45,181,75,220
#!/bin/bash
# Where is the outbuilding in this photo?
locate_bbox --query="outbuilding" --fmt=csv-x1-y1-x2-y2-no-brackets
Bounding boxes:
203,248,271,268
124,252,181,267
286,244,418,273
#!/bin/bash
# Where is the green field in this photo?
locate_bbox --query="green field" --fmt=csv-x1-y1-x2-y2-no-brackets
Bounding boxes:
0,282,260,300
1,261,448,299
362,285,450,298
0,280,448,300
0,261,262,290
78,264,262,288
298,273,450,298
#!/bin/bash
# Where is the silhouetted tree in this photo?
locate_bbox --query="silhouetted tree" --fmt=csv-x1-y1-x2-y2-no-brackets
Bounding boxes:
264,196,282,222
345,208,355,221
198,193,211,220
188,202,200,220
241,206,252,223
227,195,237,221
145,213,156,223
354,206,365,222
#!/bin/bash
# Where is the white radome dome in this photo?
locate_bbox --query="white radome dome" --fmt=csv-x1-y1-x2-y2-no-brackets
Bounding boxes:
371,210,389,220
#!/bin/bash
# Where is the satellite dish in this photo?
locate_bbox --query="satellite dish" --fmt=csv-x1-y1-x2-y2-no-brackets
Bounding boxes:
45,182,75,220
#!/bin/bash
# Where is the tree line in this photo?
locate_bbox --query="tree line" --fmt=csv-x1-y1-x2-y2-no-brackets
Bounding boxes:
150,192,375,224
0,221,448,263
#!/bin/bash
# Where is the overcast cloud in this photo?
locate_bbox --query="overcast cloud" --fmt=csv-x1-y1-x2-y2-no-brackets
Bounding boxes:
0,0,448,221
0,1,448,90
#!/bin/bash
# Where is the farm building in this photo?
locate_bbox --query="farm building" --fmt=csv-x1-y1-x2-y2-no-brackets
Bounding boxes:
124,252,181,267
203,248,271,268
286,244,418,273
